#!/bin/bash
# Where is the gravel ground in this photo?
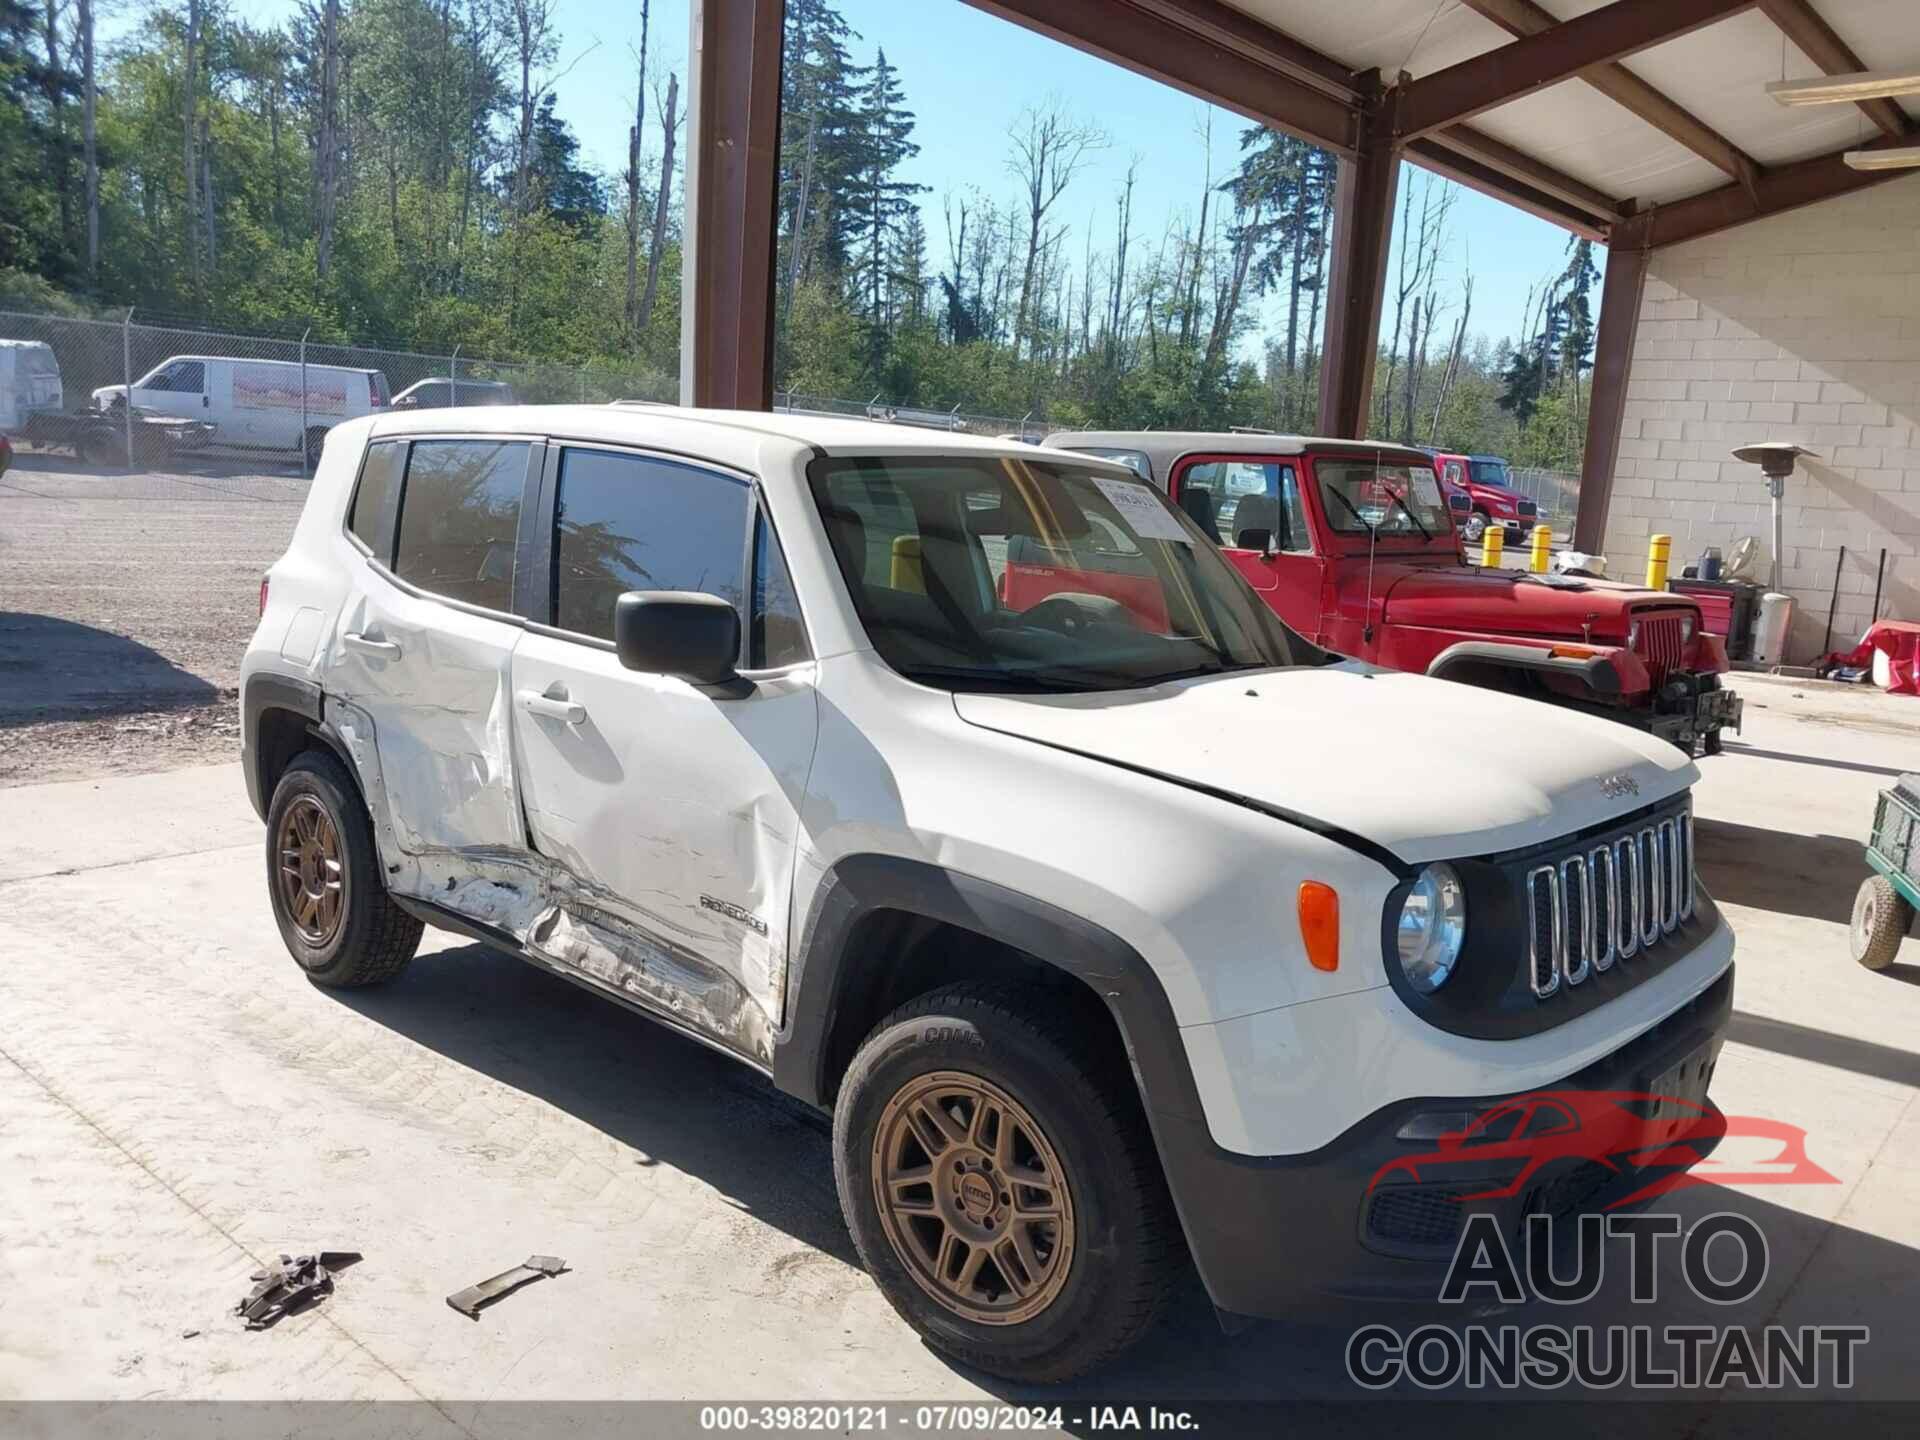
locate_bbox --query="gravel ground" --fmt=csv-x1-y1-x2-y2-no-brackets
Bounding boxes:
0,451,303,784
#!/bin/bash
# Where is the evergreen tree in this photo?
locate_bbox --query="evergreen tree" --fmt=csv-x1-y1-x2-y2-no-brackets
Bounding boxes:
846,47,923,362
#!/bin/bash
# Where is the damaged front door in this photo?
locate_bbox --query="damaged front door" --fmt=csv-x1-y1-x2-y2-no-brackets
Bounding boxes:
328,436,539,866
508,446,818,1064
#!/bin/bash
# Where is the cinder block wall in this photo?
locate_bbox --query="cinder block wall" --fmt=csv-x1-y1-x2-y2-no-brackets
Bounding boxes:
1602,173,1920,663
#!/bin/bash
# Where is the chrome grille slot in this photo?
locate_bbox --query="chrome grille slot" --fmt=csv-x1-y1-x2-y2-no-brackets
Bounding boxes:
1679,813,1695,919
1561,855,1591,985
1589,845,1616,972
1659,818,1682,933
1613,836,1639,958
1527,865,1561,998
1639,826,1662,947
1521,805,1696,1001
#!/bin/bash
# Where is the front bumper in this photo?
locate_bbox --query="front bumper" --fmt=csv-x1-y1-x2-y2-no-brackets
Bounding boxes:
1160,964,1733,1319
1647,675,1743,747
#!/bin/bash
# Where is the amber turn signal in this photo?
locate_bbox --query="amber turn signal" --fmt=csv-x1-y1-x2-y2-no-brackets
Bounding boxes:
1298,882,1339,972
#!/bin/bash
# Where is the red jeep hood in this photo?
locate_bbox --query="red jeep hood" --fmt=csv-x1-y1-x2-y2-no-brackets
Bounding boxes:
1369,564,1694,641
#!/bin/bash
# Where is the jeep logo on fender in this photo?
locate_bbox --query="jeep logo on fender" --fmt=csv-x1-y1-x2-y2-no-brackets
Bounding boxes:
1600,772,1640,799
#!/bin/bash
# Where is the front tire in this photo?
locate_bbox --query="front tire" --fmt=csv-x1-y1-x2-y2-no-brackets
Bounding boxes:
304,426,328,471
265,750,422,987
833,982,1182,1383
1464,509,1489,543
1851,874,1912,971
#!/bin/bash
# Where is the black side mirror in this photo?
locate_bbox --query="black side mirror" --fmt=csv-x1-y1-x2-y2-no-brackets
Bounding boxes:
614,592,741,684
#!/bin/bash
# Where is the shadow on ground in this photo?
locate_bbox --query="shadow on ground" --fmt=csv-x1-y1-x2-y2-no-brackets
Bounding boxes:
0,613,218,725
1694,817,1865,926
331,938,1920,1420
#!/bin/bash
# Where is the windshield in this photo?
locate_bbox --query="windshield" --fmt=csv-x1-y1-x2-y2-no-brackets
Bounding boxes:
810,455,1312,693
1469,459,1512,489
1316,459,1451,539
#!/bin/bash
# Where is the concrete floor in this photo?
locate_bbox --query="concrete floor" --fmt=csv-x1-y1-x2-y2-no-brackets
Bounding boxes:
1,673,1918,1419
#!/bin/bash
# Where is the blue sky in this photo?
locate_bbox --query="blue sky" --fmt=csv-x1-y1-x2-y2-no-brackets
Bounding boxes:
126,0,1594,355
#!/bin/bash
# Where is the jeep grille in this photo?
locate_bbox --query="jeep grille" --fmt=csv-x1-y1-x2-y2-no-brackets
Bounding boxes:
1526,810,1693,998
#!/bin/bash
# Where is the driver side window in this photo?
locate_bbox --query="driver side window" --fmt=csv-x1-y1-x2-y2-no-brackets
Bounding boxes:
1178,460,1311,554
148,360,205,394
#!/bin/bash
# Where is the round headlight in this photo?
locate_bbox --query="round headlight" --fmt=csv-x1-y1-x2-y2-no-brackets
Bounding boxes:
1397,863,1466,993
1679,615,1696,643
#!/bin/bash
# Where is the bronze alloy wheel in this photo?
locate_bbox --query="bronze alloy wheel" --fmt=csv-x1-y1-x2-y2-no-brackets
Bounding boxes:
277,794,346,947
871,1070,1076,1326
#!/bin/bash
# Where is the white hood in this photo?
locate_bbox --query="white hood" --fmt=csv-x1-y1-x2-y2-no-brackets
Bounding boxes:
953,663,1695,866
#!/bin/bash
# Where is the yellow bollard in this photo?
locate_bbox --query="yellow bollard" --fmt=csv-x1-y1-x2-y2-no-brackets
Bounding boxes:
1481,524,1505,569
889,534,924,594
1645,533,1672,590
1530,524,1552,573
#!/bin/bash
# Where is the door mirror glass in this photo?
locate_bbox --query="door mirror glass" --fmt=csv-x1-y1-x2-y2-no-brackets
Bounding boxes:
614,591,741,685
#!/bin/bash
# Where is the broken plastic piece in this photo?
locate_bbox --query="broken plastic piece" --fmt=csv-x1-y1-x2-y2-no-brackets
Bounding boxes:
235,1252,361,1329
446,1255,567,1320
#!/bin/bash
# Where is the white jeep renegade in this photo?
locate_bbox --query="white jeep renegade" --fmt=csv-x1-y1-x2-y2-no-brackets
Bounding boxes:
242,405,1736,1381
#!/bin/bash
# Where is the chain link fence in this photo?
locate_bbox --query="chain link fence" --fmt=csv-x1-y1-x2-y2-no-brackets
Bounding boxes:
1505,466,1580,534
0,307,676,473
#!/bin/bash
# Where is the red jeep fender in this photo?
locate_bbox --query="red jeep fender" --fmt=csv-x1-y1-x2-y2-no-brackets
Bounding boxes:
1424,637,1654,701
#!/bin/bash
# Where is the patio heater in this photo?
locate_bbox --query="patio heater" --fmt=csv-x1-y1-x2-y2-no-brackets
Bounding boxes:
1729,442,1814,593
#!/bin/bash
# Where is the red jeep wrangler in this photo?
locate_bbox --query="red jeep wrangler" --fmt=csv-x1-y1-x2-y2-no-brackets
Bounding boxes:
1042,431,1742,754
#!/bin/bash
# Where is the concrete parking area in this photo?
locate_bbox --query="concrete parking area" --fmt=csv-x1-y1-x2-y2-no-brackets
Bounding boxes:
0,673,1917,1421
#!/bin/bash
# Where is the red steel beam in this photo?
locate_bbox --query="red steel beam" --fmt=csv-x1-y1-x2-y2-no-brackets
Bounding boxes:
1575,216,1651,553
1318,93,1402,438
1754,0,1912,141
961,0,1359,155
1644,134,1917,248
1420,125,1622,230
1400,0,1758,141
684,0,783,409
1460,0,1760,188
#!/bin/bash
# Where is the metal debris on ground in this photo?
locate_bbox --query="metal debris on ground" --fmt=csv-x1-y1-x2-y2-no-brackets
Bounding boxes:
234,1252,361,1329
446,1255,567,1320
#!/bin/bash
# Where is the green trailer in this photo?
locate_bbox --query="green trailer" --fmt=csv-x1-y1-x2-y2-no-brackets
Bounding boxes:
1855,775,1920,970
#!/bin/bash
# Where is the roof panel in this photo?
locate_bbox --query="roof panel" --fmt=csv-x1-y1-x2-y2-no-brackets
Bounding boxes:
1224,0,1920,216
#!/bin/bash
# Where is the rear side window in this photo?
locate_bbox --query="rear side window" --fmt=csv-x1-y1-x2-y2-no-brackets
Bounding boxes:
347,440,406,562
392,438,530,611
552,448,748,643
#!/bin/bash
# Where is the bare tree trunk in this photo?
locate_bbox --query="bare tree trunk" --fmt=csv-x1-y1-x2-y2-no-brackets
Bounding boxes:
79,0,96,283
624,0,650,339
43,0,72,253
315,0,341,281
1009,103,1105,362
183,0,200,294
1106,162,1134,367
636,72,677,336
201,112,216,275
1402,296,1422,445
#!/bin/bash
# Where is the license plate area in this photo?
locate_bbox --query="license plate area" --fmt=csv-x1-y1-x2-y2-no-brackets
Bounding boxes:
1634,1039,1720,1148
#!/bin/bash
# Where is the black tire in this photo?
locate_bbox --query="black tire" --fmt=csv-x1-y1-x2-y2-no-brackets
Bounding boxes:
304,426,328,471
1702,727,1724,756
833,981,1182,1383
1851,874,1912,972
78,426,122,468
1464,509,1489,543
264,749,422,987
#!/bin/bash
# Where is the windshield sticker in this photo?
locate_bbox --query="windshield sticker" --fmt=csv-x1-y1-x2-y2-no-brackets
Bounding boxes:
1411,471,1443,508
1091,475,1193,544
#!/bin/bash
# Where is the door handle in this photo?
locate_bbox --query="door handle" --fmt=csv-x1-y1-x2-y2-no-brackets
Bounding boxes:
518,689,587,724
343,631,401,658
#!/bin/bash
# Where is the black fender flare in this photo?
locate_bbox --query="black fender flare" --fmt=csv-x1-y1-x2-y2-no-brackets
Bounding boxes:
1427,639,1622,697
241,671,343,818
772,855,1209,1134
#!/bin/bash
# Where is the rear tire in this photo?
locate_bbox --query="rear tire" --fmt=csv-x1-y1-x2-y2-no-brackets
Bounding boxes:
304,426,328,471
265,749,422,987
79,425,121,468
1851,874,1912,971
833,982,1182,1383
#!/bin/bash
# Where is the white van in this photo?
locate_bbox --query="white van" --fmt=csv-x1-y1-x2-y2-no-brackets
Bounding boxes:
93,355,389,467
0,339,64,432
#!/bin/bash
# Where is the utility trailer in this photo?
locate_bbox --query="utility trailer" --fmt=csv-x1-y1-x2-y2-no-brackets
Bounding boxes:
1854,774,1920,970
